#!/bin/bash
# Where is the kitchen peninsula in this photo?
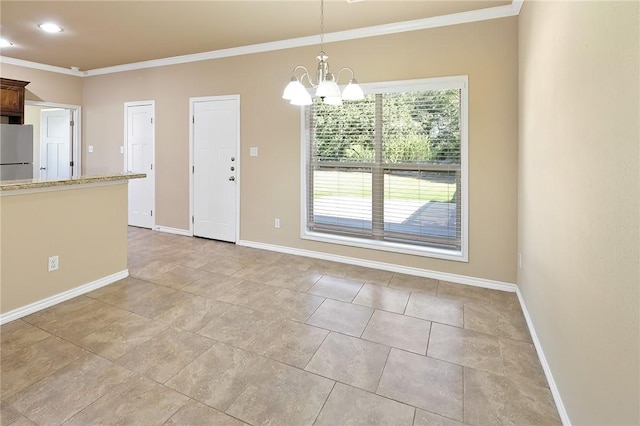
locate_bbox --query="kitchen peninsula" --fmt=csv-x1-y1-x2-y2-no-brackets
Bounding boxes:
0,173,145,322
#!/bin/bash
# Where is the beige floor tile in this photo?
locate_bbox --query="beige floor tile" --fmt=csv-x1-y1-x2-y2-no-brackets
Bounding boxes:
180,272,244,299
232,263,287,282
414,409,464,426
5,353,133,425
200,256,260,276
306,299,373,337
23,298,131,344
21,296,95,327
305,332,390,392
427,323,504,375
226,358,334,426
1,336,85,399
343,265,394,286
0,320,51,356
0,400,24,426
254,288,325,322
307,275,364,302
489,289,522,310
165,343,268,411
197,305,279,350
166,399,246,425
129,259,178,280
405,293,464,327
165,251,214,269
249,319,328,368
388,274,438,295
65,375,188,425
464,367,561,426
436,281,493,306
116,327,214,384
75,313,167,360
153,293,232,332
272,254,318,271
352,283,410,314
315,382,414,426
264,268,323,292
500,338,549,388
464,302,532,342
217,280,281,308
150,265,212,289
86,276,180,319
377,348,463,421
362,310,431,355
307,259,350,277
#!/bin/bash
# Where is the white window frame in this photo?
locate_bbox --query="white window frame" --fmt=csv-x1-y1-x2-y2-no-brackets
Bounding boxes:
300,76,469,262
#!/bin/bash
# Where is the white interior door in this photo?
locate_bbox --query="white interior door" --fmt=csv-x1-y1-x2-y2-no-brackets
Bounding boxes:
40,109,70,179
192,97,239,242
125,102,155,229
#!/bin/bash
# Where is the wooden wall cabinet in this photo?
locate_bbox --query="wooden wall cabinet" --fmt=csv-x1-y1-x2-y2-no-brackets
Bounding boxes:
0,78,30,124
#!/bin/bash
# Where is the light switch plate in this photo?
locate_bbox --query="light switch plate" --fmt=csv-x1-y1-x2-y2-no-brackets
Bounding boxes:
120,146,124,154
250,147,258,157
88,146,94,153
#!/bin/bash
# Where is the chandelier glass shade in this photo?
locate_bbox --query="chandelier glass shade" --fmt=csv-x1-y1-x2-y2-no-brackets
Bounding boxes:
282,0,364,106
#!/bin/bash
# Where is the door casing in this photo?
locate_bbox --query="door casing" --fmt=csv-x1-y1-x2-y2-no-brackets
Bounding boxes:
25,101,81,178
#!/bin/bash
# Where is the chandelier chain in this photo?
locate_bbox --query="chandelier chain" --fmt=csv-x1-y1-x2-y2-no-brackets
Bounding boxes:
320,0,324,52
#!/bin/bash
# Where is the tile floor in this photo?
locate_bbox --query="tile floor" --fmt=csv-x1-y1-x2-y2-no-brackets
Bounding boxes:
0,227,561,425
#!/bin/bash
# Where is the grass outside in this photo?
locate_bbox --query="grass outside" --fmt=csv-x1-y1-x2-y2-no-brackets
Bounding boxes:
313,170,456,202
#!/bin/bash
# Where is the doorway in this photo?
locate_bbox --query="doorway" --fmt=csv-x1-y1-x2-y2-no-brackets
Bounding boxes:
124,101,155,229
24,102,81,179
189,95,240,242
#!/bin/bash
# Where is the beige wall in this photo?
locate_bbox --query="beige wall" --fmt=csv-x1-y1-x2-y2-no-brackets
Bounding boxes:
0,183,128,314
518,1,639,424
0,63,83,105
81,17,519,283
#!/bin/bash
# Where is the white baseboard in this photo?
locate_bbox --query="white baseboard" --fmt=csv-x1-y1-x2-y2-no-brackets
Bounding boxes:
154,226,192,237
516,288,571,425
0,269,129,325
237,240,516,292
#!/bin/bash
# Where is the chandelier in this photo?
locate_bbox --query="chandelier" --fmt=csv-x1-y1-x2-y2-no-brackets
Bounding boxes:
282,0,364,106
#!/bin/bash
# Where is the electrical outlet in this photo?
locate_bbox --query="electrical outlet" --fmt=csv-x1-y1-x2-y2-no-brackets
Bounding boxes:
48,255,59,272
120,146,124,154
88,145,94,153
274,218,280,229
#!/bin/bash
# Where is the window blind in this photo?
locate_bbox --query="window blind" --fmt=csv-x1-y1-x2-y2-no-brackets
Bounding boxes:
305,84,463,252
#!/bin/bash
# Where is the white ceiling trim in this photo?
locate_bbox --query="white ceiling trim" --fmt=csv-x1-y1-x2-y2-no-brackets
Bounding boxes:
1,1,522,78
0,56,84,77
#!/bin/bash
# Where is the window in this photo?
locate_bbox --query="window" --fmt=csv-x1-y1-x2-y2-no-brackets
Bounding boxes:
302,76,468,261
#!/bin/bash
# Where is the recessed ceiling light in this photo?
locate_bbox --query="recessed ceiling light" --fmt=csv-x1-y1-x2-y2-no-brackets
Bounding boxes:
0,38,13,47
38,22,63,33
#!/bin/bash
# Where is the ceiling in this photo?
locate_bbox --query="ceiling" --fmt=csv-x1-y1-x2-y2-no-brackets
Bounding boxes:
0,1,511,72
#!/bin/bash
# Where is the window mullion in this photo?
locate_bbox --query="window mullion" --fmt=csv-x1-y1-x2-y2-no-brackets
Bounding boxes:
372,94,384,240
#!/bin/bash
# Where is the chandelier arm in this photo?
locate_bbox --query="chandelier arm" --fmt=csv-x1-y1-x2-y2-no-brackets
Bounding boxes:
293,65,318,88
336,67,356,84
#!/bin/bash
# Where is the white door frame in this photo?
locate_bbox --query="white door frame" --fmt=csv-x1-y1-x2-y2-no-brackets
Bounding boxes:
189,95,241,241
124,100,156,229
26,101,81,177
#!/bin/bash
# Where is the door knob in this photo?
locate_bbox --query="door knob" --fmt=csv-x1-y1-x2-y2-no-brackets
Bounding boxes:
40,167,47,170
228,176,235,181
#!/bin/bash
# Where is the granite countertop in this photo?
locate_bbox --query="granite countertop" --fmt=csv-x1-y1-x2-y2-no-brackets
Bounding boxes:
0,173,146,192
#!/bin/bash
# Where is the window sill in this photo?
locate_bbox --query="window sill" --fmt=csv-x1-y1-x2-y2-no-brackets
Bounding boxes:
301,231,468,262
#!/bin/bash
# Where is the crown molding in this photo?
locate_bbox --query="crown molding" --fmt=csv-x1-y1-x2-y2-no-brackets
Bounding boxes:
1,1,522,78
0,55,85,76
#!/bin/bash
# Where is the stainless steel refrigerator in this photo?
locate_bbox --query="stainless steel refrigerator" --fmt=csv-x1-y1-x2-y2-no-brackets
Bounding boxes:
0,123,33,180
